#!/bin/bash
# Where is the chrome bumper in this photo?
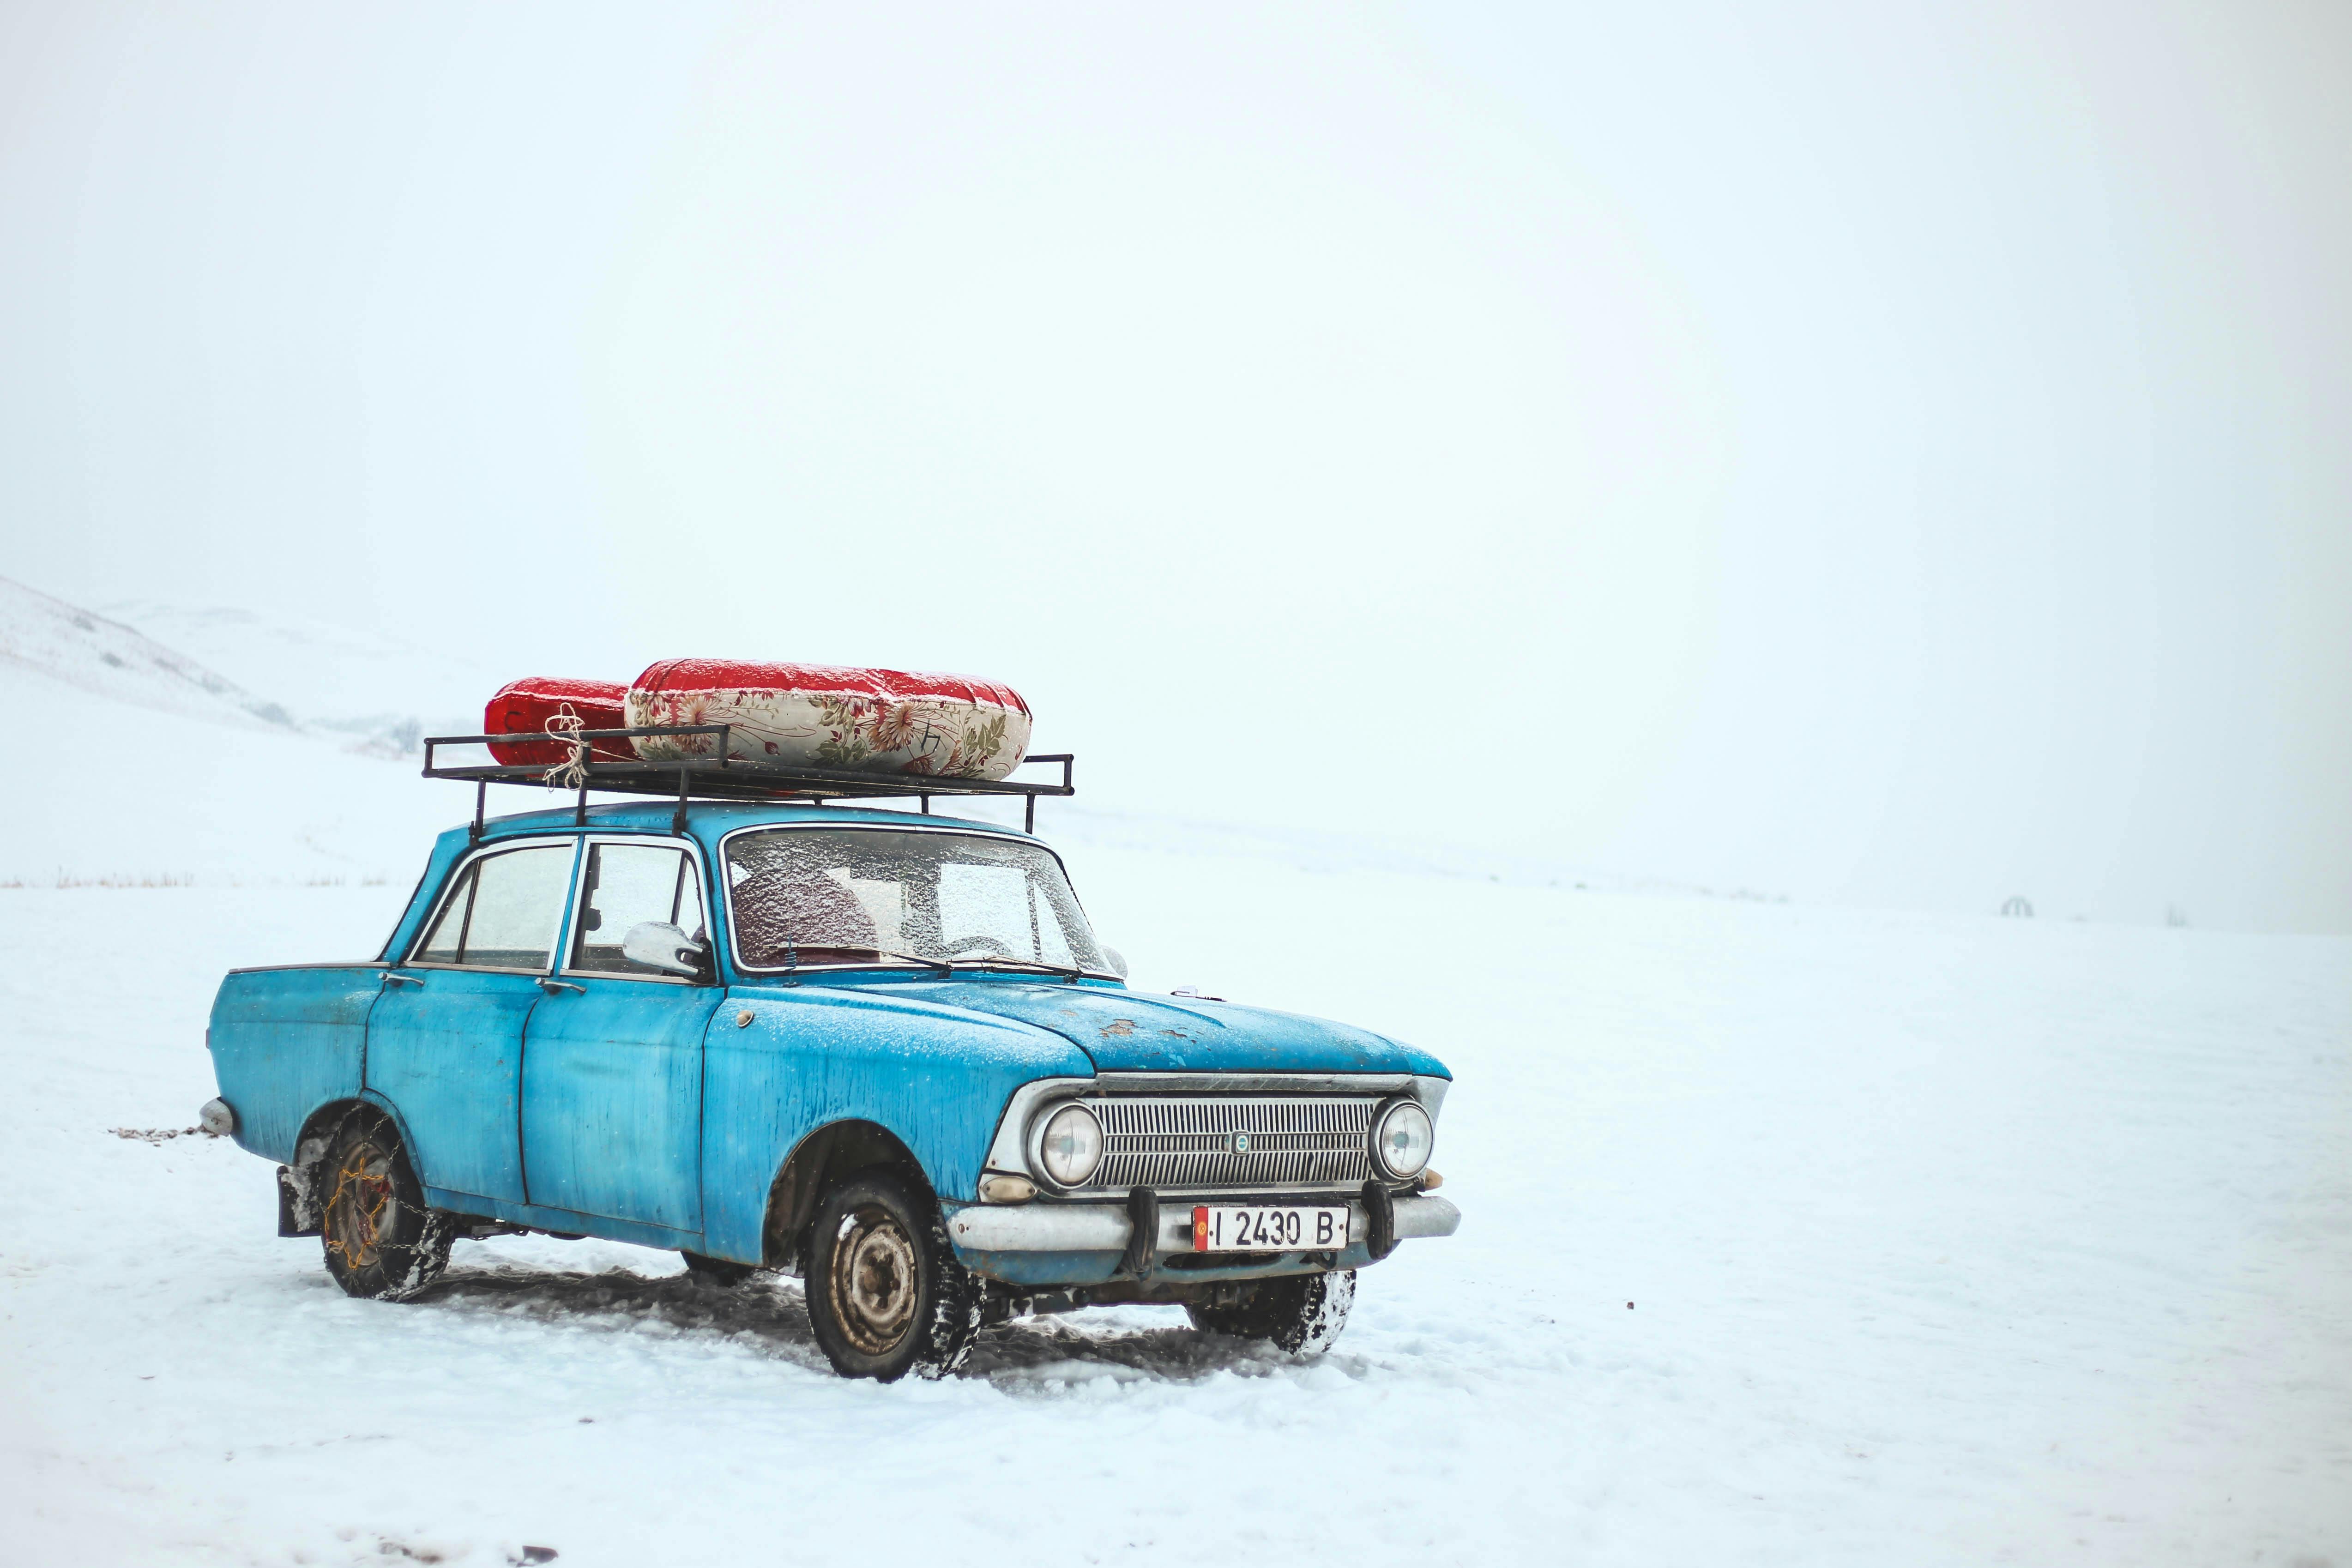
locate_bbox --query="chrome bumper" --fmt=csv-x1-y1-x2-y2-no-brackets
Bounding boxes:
946,1194,1461,1254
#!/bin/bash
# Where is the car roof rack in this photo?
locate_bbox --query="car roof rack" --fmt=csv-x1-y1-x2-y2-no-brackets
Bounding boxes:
422,724,1074,838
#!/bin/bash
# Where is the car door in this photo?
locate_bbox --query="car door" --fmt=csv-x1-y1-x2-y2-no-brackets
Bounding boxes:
520,836,720,1234
368,837,580,1205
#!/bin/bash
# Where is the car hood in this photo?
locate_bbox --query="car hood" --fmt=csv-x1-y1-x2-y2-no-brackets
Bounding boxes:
860,978,1446,1077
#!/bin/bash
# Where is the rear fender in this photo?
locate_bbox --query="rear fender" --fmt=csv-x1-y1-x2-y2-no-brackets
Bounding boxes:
277,1095,421,1234
206,965,382,1163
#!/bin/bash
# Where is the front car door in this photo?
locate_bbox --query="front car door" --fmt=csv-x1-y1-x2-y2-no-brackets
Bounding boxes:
520,836,719,1234
368,837,580,1205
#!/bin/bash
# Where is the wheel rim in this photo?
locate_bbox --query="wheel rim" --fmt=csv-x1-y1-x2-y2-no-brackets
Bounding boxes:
324,1139,396,1270
828,1204,920,1356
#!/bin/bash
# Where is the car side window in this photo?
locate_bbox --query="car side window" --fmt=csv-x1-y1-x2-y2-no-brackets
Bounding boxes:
569,842,706,977
411,844,575,971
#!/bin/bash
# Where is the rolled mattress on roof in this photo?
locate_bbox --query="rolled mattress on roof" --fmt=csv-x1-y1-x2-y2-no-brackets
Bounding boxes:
483,677,633,766
623,659,1033,781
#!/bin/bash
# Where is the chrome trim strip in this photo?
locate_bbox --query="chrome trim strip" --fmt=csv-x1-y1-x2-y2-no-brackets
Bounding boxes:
1414,1074,1450,1120
1094,1072,1439,1101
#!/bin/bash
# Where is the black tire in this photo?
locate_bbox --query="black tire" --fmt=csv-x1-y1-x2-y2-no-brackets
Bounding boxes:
1187,1269,1355,1356
802,1171,979,1381
319,1112,451,1302
680,1250,755,1287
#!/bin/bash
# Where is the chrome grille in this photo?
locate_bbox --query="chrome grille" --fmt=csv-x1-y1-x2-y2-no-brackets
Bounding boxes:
1085,1096,1375,1193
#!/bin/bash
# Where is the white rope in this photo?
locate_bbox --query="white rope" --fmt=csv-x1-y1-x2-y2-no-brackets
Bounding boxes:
541,703,591,791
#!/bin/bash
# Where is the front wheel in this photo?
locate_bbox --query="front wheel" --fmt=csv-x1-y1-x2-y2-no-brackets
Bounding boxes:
1187,1269,1355,1356
319,1112,451,1301
802,1172,979,1381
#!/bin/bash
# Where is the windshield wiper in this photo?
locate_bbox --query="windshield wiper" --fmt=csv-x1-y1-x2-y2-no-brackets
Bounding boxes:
792,945,954,976
783,947,1086,981
942,957,1087,981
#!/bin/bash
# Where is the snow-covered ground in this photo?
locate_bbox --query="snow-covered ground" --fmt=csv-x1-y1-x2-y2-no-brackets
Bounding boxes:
0,598,2346,1565
3,850,2346,1566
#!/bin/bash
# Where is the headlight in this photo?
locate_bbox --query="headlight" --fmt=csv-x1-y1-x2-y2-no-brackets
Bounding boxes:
1371,1099,1434,1180
1033,1102,1104,1188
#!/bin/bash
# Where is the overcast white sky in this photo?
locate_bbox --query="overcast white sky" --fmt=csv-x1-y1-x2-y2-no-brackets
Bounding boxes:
3,1,2346,930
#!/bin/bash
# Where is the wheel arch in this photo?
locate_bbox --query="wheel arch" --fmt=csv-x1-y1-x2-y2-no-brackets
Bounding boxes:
760,1118,933,1272
280,1096,416,1232
291,1096,406,1165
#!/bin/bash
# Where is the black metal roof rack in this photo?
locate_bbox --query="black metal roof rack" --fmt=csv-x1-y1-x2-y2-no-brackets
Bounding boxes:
422,724,1074,838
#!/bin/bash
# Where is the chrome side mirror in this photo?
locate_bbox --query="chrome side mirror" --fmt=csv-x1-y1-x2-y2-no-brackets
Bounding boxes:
1100,945,1129,979
621,920,708,978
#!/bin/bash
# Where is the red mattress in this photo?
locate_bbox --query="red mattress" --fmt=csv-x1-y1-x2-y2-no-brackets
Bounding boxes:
623,659,1032,780
483,676,633,767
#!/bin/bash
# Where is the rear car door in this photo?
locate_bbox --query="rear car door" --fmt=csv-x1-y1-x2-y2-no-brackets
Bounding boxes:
368,838,579,1205
520,837,719,1234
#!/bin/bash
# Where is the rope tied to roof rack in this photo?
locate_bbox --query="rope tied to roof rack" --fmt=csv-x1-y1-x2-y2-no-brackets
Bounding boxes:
540,704,591,792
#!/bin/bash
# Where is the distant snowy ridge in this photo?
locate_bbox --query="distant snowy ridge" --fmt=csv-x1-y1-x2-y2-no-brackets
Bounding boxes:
102,597,502,753
0,575,293,730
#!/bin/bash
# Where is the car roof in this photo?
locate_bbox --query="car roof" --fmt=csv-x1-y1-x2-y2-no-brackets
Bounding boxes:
462,798,1041,844
385,799,1051,965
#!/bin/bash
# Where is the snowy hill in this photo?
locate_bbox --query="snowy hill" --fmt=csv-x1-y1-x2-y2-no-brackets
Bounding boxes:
102,597,507,753
0,575,295,730
0,579,480,886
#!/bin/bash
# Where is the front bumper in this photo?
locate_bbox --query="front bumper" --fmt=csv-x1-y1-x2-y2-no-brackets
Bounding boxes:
945,1194,1460,1286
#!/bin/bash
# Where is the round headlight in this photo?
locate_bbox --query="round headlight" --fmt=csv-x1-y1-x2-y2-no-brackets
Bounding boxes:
1372,1099,1434,1180
1034,1102,1105,1188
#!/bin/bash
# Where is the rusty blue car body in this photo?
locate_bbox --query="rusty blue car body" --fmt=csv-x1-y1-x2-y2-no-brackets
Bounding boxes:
205,799,1459,1374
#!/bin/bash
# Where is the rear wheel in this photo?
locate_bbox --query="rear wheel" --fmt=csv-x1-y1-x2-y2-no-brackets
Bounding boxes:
802,1172,979,1381
1187,1269,1355,1356
319,1113,451,1301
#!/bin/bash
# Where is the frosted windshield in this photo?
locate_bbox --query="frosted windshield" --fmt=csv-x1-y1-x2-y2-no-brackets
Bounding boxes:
724,828,1107,975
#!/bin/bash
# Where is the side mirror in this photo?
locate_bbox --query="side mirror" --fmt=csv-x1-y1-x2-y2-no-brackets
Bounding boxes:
621,920,708,979
1100,945,1129,979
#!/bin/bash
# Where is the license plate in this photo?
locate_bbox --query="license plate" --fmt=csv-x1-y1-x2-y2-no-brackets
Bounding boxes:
1190,1204,1351,1254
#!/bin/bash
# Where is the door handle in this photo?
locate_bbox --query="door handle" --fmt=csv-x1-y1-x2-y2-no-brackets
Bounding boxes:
381,971,424,988
538,978,585,995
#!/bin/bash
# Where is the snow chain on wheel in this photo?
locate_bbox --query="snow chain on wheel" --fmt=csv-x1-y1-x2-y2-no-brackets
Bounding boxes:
1187,1269,1355,1356
318,1107,452,1302
802,1171,980,1382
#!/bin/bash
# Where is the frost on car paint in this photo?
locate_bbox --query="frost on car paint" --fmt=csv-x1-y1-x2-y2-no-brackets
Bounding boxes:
205,798,1459,1381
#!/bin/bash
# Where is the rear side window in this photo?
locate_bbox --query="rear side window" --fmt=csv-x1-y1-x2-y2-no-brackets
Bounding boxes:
568,842,706,977
412,844,575,971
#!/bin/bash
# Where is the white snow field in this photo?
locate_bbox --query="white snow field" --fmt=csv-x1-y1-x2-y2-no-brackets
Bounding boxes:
2,841,2346,1567
0,604,2345,1566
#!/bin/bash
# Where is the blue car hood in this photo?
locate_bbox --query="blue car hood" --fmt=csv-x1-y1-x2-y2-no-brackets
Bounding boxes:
863,979,1446,1077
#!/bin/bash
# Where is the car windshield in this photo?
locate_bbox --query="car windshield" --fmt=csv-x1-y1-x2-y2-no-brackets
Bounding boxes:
724,827,1109,975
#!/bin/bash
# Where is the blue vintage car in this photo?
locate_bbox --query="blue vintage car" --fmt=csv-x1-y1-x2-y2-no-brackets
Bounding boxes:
204,788,1459,1380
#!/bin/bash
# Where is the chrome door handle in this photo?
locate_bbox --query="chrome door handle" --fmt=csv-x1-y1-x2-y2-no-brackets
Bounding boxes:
538,978,585,995
381,971,424,988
